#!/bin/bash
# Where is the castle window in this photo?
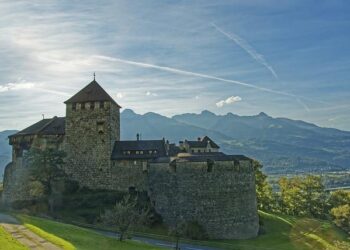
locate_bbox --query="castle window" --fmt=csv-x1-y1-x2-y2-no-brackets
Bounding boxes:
100,101,104,109
142,162,148,173
81,102,86,110
136,151,139,154
149,150,152,154
192,149,194,153
140,151,143,155
207,159,214,173
90,102,95,110
129,186,136,194
72,103,76,111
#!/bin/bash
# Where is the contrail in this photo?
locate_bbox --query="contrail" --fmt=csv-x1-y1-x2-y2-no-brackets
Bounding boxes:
94,55,319,103
211,22,278,80
297,98,310,112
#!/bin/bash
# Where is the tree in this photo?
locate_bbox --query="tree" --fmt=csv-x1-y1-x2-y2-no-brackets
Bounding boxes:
278,175,327,218
330,204,350,234
254,161,274,211
25,147,67,213
102,195,148,241
328,190,350,209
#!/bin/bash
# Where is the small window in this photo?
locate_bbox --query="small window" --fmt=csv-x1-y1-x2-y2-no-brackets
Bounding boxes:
72,103,76,111
90,102,95,110
134,160,137,165
100,101,104,109
207,159,214,173
209,149,211,152
81,103,86,110
192,149,195,153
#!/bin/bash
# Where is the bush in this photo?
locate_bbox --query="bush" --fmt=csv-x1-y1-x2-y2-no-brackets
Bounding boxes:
330,204,350,234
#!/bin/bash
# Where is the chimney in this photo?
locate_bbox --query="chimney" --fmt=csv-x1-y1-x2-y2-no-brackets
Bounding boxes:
136,133,140,141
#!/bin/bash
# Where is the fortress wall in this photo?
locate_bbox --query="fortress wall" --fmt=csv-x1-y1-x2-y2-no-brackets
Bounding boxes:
148,159,259,239
110,160,149,191
2,160,32,205
2,135,64,205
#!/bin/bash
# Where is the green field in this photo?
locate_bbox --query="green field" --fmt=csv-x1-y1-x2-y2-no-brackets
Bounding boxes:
17,215,165,250
0,225,28,250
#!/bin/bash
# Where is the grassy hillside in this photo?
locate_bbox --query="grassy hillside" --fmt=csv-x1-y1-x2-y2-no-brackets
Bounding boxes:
19,211,348,250
0,226,28,250
208,211,349,250
17,215,164,250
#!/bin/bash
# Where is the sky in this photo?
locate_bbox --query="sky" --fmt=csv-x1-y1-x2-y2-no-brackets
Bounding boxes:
0,0,350,131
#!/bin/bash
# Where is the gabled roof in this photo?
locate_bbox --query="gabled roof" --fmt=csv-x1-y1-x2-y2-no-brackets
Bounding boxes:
111,140,167,160
64,80,121,107
186,136,220,149
9,117,65,138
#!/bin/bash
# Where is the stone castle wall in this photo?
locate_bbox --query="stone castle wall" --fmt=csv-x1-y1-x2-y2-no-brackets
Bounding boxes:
2,135,64,205
147,159,259,239
64,101,120,190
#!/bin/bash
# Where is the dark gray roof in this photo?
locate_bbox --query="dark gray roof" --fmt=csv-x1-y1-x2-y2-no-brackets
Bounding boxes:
186,136,220,149
175,153,251,162
64,80,121,107
9,117,65,138
149,152,251,163
111,140,167,160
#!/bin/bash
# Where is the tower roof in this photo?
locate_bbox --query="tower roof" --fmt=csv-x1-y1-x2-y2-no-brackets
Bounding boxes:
64,80,121,107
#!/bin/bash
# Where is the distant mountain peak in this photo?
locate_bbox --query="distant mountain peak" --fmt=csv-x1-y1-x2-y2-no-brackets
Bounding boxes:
200,110,216,116
122,109,136,115
257,112,270,117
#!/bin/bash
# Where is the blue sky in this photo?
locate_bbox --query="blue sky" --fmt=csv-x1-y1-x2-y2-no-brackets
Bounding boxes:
0,0,349,131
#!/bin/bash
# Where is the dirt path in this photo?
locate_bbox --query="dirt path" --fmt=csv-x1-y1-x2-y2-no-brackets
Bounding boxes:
0,213,62,250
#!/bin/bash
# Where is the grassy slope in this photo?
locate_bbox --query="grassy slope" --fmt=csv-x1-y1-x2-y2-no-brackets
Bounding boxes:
208,211,349,250
18,215,165,250
0,226,28,250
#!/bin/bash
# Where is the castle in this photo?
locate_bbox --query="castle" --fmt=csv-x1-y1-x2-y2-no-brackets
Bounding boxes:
2,79,259,239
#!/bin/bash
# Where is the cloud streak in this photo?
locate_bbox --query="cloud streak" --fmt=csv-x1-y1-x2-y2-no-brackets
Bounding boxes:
216,96,242,107
211,22,278,80
95,55,308,101
0,82,36,92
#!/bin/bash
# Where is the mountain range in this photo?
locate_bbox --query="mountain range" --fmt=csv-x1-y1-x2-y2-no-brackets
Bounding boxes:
1,110,349,180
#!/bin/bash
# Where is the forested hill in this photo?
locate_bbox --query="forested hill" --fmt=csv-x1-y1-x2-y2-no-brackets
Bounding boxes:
1,110,350,178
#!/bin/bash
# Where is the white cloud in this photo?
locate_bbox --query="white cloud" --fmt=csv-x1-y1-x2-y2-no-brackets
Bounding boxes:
116,92,124,99
0,82,36,92
216,96,242,107
146,91,158,96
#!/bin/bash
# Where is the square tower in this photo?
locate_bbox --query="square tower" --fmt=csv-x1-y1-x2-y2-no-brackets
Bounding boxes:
64,80,121,189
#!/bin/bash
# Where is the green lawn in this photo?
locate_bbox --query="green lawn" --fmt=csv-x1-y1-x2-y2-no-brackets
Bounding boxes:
17,215,165,250
14,212,349,250
0,225,28,250
207,211,349,250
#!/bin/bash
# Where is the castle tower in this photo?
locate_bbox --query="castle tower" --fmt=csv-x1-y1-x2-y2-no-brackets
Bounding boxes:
64,79,121,189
